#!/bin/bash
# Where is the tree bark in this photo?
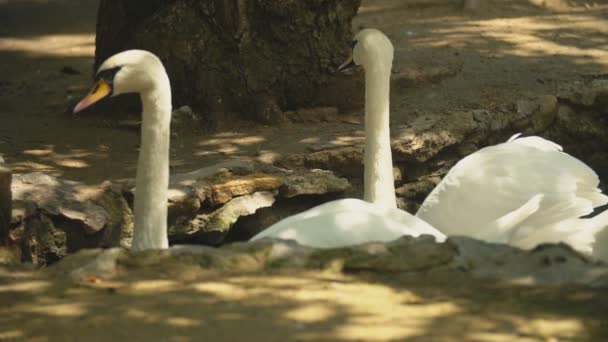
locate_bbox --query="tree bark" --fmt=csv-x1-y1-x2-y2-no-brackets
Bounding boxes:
464,0,480,11
95,0,362,121
0,160,11,244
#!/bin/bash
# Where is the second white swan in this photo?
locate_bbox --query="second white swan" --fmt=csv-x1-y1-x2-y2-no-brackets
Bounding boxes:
250,29,446,248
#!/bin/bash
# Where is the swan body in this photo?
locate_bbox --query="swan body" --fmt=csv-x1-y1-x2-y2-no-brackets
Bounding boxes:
250,198,446,248
416,133,608,255
250,29,445,248
74,50,171,251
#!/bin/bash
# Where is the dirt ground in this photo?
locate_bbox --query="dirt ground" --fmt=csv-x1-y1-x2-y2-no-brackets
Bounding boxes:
1,0,608,184
1,0,608,341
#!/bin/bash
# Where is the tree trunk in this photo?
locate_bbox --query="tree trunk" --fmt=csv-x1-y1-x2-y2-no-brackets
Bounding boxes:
464,0,480,11
0,160,11,244
95,0,362,122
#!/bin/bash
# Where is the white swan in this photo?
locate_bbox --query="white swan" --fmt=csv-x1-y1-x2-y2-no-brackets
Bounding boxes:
416,133,608,255
250,29,446,248
74,50,171,251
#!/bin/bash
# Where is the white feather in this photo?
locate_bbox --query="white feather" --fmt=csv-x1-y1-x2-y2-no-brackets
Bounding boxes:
416,134,608,255
250,198,446,248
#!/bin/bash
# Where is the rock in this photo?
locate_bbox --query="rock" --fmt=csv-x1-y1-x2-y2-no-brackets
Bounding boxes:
171,105,201,130
95,0,362,119
11,174,132,265
23,213,67,264
69,248,124,282
280,169,350,198
203,192,276,244
12,173,108,234
515,95,557,132
393,63,463,89
395,178,441,201
555,104,606,139
558,78,608,111
450,237,608,286
279,147,364,178
314,235,458,273
50,236,608,288
210,174,284,205
161,160,350,244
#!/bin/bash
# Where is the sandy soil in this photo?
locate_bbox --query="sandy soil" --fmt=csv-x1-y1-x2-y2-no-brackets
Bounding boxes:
1,0,608,341
1,262,607,342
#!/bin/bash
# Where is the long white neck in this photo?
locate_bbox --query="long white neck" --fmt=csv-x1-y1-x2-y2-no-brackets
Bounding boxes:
363,61,396,208
131,76,171,251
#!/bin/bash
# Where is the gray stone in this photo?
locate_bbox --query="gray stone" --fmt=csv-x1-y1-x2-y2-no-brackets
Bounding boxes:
280,169,350,198
12,173,108,234
50,236,608,288
69,248,124,282
558,79,608,110
516,95,557,132
449,237,608,287
10,174,132,265
205,191,276,237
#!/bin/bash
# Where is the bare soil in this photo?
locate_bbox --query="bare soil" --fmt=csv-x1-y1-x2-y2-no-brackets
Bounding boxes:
1,0,608,341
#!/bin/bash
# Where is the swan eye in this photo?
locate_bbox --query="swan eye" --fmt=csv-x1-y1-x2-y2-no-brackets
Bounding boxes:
350,40,358,50
95,66,122,85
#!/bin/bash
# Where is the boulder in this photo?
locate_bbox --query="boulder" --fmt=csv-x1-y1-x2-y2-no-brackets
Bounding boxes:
159,160,350,244
10,174,133,265
558,78,608,111
52,236,608,287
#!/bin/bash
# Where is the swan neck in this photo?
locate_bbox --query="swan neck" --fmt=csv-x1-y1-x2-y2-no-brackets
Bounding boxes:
132,79,171,251
364,63,396,208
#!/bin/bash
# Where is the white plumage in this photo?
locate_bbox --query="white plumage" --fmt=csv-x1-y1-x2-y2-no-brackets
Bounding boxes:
250,29,446,248
74,50,172,251
416,133,608,255
250,198,446,248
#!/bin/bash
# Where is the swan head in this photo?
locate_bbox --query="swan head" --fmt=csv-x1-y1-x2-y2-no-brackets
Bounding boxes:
74,50,166,113
338,29,394,73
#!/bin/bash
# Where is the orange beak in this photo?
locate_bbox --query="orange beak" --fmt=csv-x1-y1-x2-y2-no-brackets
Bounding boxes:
73,79,112,113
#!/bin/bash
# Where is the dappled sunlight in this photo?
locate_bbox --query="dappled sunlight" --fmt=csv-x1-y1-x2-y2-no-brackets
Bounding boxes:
0,330,24,340
0,262,602,341
165,316,201,328
127,280,181,294
187,273,463,340
0,280,50,293
0,34,95,57
394,11,608,67
10,144,112,179
22,302,88,317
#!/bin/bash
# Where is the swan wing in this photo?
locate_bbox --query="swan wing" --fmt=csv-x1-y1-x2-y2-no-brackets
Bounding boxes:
251,198,446,249
416,135,608,253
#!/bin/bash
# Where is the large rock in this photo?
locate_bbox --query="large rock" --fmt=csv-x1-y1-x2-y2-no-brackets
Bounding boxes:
558,78,608,111
95,0,362,119
8,162,349,265
54,236,608,287
10,173,133,265
158,160,351,244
